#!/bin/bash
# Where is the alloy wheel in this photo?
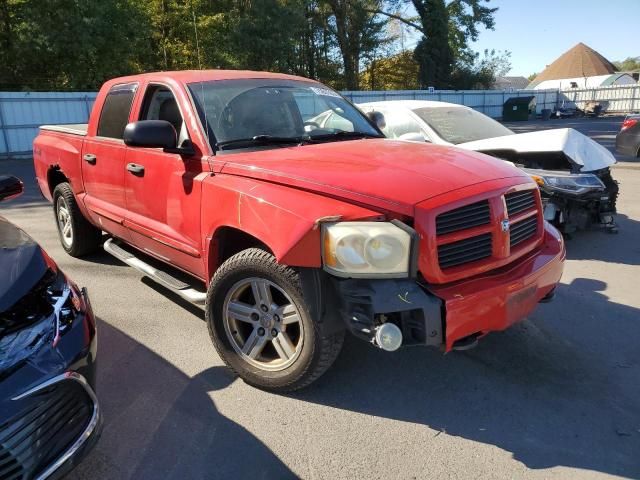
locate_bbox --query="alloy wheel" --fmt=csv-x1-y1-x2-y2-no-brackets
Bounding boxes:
56,196,73,248
222,277,304,371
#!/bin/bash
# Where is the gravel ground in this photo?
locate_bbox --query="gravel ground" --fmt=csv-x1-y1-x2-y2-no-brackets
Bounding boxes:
1,116,639,479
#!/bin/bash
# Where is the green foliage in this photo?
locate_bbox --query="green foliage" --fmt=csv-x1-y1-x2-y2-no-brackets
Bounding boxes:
0,0,502,91
448,48,511,89
382,0,498,89
1,0,149,90
413,0,452,89
323,0,389,90
360,50,419,90
613,56,640,72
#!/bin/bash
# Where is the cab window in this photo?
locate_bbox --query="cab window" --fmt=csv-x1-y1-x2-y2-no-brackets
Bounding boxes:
139,85,187,144
96,83,137,139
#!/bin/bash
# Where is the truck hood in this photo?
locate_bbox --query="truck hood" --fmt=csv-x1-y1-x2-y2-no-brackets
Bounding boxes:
0,217,49,312
458,128,616,172
218,139,528,215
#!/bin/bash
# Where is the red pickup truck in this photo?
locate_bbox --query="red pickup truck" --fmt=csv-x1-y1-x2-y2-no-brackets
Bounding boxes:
33,70,565,391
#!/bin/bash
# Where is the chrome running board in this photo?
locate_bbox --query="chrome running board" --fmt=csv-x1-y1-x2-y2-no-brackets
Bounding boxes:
104,238,206,305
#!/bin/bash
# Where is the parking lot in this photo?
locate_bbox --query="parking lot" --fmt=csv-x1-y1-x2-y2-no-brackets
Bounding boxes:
1,116,639,479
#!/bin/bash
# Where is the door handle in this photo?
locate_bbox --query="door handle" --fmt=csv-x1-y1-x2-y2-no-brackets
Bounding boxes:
126,163,145,176
83,153,97,165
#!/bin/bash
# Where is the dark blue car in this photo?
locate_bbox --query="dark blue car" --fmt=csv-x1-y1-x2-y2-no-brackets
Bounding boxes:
0,175,100,480
616,115,640,158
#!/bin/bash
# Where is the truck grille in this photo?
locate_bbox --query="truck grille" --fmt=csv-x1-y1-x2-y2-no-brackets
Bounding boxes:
434,187,541,273
505,190,536,216
436,200,490,235
438,233,492,269
0,379,94,480
510,216,538,248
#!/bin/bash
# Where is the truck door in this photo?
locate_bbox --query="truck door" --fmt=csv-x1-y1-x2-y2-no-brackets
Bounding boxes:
82,82,137,241
123,83,206,277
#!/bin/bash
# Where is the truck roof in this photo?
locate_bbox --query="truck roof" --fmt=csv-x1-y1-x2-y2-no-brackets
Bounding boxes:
106,70,317,86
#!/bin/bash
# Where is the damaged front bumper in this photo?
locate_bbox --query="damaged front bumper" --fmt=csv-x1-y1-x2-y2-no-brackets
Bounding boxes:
0,283,100,479
314,222,565,352
530,168,619,232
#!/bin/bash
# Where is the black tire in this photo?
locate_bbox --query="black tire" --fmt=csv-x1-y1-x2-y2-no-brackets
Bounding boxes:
53,182,102,257
206,248,344,392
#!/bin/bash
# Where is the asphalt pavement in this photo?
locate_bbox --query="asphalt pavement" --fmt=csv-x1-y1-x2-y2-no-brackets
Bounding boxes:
1,116,639,479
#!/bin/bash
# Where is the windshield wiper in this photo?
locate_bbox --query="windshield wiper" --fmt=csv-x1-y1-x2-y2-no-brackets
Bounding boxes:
307,130,384,142
217,135,308,151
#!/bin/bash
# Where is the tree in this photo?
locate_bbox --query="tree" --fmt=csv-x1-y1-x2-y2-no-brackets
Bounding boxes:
298,1,348,87
226,0,307,72
449,48,511,89
613,56,640,72
323,0,389,90
412,0,452,88
374,0,498,89
360,50,419,90
0,0,150,90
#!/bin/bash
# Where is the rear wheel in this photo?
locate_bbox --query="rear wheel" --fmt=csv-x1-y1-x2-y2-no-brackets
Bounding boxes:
206,248,344,392
53,182,102,257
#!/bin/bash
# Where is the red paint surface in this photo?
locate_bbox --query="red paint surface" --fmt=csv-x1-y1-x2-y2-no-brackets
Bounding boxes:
33,70,564,347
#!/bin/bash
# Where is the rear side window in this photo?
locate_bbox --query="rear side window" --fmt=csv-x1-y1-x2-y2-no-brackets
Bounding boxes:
97,83,137,139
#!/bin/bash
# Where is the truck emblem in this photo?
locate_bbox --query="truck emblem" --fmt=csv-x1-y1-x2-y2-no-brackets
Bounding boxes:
501,219,510,232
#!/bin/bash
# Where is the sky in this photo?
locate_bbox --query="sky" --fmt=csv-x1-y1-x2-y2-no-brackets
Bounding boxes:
400,0,639,77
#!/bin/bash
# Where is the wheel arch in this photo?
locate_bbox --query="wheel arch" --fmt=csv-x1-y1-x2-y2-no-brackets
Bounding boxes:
201,176,384,283
207,226,273,278
47,166,69,198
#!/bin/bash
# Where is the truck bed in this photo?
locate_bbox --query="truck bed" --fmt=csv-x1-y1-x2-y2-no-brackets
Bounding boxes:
40,124,88,136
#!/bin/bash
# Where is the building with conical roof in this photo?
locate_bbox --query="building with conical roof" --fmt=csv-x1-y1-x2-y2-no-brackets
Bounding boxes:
528,43,636,89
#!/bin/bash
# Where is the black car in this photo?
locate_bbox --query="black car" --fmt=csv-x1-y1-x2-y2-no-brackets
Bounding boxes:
0,175,100,480
616,115,640,158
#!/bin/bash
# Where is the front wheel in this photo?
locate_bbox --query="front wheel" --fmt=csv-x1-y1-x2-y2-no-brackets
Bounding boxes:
53,182,102,257
206,248,344,392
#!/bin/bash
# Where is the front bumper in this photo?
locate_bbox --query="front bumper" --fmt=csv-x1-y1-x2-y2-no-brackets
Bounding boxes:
538,168,619,230
330,222,565,351
0,287,100,480
430,222,565,350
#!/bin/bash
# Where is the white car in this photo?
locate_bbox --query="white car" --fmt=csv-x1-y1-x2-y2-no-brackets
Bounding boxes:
355,100,619,233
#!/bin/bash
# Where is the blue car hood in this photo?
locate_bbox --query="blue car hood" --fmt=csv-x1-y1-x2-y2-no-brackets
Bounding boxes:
0,216,48,312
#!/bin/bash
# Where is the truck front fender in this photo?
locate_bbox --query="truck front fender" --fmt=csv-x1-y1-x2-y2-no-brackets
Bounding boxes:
201,175,382,279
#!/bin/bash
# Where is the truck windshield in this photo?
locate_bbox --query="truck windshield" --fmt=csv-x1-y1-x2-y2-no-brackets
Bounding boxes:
188,79,381,151
412,106,514,145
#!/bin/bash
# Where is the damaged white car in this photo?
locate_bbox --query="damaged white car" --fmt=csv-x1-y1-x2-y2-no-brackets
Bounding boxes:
356,100,619,233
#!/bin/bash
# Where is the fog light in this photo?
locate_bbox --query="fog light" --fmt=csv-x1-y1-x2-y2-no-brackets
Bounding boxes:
374,323,403,352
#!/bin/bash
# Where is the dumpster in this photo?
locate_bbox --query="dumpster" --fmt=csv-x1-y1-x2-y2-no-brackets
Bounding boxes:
503,96,536,121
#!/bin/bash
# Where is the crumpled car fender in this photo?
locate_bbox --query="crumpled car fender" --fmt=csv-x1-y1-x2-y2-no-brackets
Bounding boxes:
201,175,382,278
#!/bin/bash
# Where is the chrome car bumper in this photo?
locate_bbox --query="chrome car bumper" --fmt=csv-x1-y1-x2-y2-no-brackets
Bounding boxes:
5,372,101,480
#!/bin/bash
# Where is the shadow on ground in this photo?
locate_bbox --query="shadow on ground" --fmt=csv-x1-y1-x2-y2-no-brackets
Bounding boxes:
292,277,640,478
564,213,640,266
68,320,296,480
6,136,638,478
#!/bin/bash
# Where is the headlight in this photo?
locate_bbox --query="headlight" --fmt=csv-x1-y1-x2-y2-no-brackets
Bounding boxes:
322,221,414,277
524,168,605,195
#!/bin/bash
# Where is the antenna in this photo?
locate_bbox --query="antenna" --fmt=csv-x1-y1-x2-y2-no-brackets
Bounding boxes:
190,4,210,146
192,9,203,71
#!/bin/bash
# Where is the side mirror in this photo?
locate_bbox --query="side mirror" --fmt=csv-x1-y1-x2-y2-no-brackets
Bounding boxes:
398,132,427,142
124,120,177,150
366,111,386,130
0,175,23,202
